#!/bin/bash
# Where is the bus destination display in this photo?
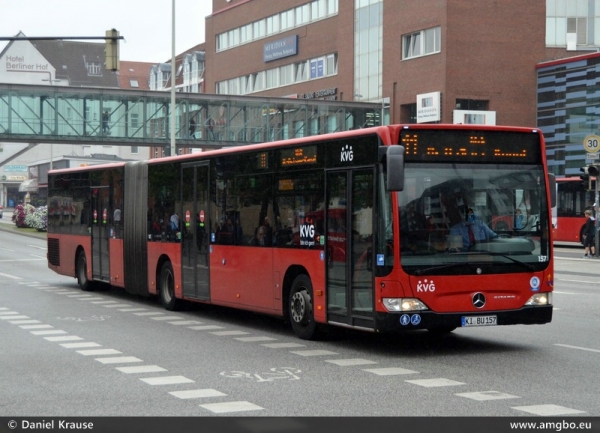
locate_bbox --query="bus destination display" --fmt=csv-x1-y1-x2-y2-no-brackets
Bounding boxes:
400,129,541,163
280,145,317,166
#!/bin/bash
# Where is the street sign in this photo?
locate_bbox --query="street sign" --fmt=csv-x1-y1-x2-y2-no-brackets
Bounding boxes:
583,134,600,153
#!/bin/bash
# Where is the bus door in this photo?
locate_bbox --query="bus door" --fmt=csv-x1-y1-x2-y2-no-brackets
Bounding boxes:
325,168,375,329
90,185,110,283
181,162,210,300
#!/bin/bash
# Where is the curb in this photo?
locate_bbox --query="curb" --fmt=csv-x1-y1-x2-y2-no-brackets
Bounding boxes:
0,222,47,240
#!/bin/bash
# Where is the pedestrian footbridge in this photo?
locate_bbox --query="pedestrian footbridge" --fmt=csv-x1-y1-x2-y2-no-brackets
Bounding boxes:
0,83,383,151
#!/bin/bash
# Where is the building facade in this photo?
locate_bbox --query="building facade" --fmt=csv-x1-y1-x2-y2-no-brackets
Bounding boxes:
204,0,544,127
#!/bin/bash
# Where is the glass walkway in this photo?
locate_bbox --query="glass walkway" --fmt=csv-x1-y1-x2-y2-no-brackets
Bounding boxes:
0,83,383,151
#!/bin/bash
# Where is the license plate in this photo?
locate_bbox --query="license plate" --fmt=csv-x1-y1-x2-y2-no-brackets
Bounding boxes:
461,315,497,327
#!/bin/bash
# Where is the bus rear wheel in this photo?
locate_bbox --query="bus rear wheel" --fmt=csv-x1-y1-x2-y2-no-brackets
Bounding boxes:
159,261,180,311
76,250,94,291
289,275,319,340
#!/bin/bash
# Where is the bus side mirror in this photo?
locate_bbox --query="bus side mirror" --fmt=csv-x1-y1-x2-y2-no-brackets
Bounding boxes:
386,145,405,191
548,173,556,208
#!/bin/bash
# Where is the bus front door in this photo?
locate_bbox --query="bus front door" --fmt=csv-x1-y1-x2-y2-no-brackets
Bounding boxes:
325,169,375,330
181,163,210,300
91,185,110,283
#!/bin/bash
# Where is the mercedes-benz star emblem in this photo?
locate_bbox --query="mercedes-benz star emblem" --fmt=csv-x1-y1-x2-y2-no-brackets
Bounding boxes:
472,292,486,308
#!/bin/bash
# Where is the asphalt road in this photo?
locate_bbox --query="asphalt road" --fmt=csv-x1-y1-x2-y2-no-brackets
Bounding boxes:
0,220,598,419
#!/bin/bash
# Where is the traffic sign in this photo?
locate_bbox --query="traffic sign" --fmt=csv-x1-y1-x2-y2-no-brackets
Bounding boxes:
583,134,600,153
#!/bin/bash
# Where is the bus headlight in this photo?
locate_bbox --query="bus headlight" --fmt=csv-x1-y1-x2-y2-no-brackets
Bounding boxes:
382,298,429,312
525,292,552,306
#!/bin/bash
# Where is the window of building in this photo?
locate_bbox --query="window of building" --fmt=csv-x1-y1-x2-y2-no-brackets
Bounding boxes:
130,79,139,88
87,62,101,76
402,26,441,60
131,146,139,154
546,0,600,46
216,0,339,52
455,99,489,111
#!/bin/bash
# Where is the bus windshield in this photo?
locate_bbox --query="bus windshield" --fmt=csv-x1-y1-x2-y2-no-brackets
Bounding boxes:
397,163,551,275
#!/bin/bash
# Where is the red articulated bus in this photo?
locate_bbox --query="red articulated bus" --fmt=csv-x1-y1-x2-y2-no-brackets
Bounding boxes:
47,124,555,340
553,177,595,243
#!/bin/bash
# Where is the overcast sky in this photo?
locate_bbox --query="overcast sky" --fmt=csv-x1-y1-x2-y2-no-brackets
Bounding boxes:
0,0,213,63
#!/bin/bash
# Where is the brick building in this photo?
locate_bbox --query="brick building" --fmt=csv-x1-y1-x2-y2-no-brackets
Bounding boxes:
204,0,552,127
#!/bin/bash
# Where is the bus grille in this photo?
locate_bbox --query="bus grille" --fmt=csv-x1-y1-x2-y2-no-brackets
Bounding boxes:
47,238,60,266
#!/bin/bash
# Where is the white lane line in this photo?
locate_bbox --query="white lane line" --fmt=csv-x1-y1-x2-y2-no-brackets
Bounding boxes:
0,272,23,280
262,342,306,349
289,350,338,357
512,404,586,416
30,330,67,336
116,365,167,374
20,324,53,330
554,343,600,353
169,389,227,399
151,316,185,321
60,342,102,349
166,321,203,326
78,297,105,301
405,378,466,387
9,320,41,325
139,376,194,385
95,357,143,364
0,311,20,316
102,304,132,308
188,325,224,331
76,349,122,356
363,367,419,376
235,336,277,342
117,308,148,312
457,391,521,401
210,330,250,336
325,358,378,366
0,315,29,320
44,336,84,342
133,312,165,316
199,401,264,413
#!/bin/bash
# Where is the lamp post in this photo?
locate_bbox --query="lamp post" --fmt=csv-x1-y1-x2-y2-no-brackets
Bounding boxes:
170,0,177,157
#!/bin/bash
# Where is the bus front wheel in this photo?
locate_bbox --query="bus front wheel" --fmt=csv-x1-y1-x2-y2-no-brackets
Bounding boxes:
289,275,319,340
159,261,180,311
77,250,93,291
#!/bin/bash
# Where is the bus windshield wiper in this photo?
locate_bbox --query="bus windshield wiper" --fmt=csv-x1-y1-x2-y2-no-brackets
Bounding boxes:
487,253,536,271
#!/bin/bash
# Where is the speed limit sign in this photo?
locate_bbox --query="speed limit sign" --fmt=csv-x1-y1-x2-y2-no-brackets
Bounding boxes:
583,134,600,153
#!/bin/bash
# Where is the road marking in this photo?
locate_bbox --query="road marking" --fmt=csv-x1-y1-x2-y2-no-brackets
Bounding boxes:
512,404,586,416
102,304,132,308
363,367,419,376
95,357,143,364
0,272,22,280
235,336,277,342
1,315,29,320
27,245,46,250
66,294,94,298
151,316,185,321
456,391,521,401
326,358,378,366
554,343,600,353
169,389,227,399
89,300,119,304
30,330,67,335
60,342,102,349
139,376,194,385
262,342,306,349
20,324,53,330
210,330,250,336
0,258,45,262
116,365,167,374
117,308,148,312
44,335,84,342
166,320,203,326
9,319,41,324
188,325,224,330
290,350,339,357
78,297,105,301
76,349,122,356
133,312,165,316
199,401,263,413
406,378,466,387
0,311,20,315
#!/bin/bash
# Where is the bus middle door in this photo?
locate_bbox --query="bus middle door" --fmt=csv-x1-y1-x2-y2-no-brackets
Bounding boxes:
90,185,110,283
325,168,375,330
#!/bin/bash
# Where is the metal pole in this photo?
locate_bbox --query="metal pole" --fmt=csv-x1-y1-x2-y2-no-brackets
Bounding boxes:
170,0,176,157
595,178,599,255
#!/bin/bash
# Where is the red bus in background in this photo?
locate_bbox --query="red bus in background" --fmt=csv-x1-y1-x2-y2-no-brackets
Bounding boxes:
553,177,595,243
47,124,555,340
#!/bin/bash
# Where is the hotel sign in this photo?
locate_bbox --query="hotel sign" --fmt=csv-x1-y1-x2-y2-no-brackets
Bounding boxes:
264,35,298,62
